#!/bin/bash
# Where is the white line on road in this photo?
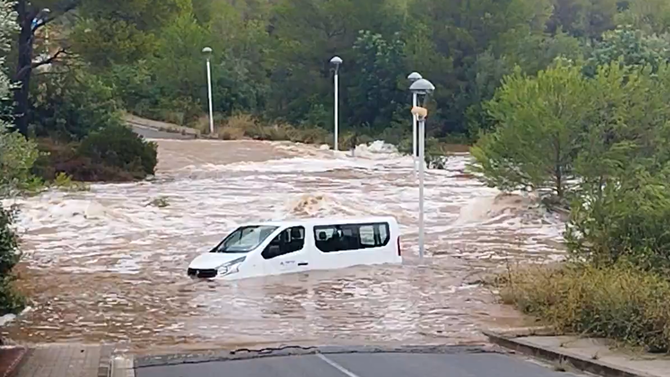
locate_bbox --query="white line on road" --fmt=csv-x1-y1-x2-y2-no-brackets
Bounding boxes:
316,354,362,377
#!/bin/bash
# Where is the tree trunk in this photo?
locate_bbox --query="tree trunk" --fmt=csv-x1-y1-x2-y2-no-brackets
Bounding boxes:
554,137,563,198
13,1,37,136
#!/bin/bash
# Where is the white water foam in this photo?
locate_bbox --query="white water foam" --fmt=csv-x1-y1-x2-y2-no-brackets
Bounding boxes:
2,139,567,348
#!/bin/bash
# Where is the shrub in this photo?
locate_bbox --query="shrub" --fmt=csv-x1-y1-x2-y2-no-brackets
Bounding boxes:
78,125,157,180
31,138,130,182
499,263,670,353
52,172,89,192
0,205,25,315
566,167,670,274
32,127,157,183
0,125,39,194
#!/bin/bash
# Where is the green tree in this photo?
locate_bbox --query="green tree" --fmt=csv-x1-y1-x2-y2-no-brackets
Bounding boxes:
72,0,192,67
470,61,593,198
616,0,670,34
348,30,407,133
29,67,123,140
0,0,38,193
404,0,552,135
267,0,403,125
546,0,619,38
574,62,670,200
12,0,78,136
584,25,670,76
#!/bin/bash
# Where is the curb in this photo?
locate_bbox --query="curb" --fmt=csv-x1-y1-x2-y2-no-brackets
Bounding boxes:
1,346,29,377
482,330,656,377
110,355,135,377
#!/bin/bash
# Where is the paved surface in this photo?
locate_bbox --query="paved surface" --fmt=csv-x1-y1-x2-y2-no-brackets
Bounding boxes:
15,344,113,377
125,114,200,140
134,353,580,377
130,124,197,140
509,335,670,377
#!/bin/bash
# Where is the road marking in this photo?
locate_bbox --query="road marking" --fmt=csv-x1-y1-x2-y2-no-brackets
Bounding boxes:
316,354,361,377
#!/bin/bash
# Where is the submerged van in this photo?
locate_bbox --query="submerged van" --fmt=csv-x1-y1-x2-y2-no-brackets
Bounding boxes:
187,217,402,280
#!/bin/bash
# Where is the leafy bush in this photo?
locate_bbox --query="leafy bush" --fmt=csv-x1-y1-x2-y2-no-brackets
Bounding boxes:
0,125,39,194
0,205,25,315
566,167,670,274
78,125,157,180
499,263,670,353
52,172,89,192
32,128,157,183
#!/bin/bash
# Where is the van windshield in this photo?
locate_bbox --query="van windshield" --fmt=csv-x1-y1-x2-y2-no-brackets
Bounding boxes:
214,225,278,253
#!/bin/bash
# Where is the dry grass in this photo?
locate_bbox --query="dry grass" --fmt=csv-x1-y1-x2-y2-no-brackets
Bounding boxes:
197,113,330,144
499,263,670,353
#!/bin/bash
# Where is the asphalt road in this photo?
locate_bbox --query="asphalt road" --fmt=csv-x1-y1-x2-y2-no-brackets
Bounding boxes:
135,353,580,377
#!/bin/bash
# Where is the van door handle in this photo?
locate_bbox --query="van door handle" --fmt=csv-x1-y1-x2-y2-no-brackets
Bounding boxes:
298,262,308,266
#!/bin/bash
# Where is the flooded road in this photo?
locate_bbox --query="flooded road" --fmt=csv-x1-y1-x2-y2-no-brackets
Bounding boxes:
2,139,565,352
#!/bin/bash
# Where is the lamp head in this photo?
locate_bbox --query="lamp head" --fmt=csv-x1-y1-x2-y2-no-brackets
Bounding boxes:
330,56,343,66
202,47,213,56
407,72,422,82
409,78,435,95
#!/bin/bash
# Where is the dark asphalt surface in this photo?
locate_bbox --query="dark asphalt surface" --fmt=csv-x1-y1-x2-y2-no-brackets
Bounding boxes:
135,353,580,377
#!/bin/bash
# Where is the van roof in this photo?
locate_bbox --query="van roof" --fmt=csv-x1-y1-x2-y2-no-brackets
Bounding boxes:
237,216,398,228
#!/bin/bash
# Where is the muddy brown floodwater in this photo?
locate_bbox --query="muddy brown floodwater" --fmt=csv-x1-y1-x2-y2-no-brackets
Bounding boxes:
2,139,566,353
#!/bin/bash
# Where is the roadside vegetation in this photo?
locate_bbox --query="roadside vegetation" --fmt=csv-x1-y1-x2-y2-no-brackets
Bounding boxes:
499,264,670,352
0,0,28,315
473,26,670,352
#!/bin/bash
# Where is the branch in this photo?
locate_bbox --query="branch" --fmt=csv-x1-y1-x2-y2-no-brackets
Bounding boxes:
32,49,67,69
15,49,67,80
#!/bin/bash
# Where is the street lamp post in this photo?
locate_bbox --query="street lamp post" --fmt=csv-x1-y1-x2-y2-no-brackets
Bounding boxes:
409,78,435,260
330,56,343,151
407,72,422,173
202,47,214,135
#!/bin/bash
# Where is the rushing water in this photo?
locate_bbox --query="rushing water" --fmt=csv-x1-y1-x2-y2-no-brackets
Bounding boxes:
2,139,566,353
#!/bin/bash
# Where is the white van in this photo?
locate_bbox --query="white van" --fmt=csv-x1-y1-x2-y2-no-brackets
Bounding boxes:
187,217,402,280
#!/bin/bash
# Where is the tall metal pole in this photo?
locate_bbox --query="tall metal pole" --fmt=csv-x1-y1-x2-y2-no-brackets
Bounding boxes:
409,77,434,262
412,92,418,173
206,57,214,135
418,117,425,259
334,69,339,151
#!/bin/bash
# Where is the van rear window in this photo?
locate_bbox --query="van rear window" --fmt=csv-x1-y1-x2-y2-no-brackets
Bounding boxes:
314,222,390,253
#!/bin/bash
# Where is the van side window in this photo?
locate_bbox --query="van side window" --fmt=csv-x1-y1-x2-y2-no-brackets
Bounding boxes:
314,222,390,253
262,226,305,259
359,225,376,247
